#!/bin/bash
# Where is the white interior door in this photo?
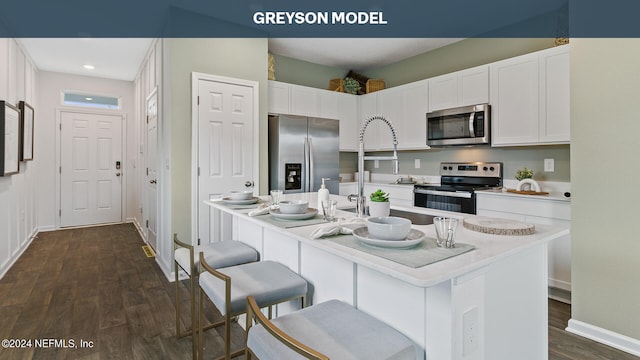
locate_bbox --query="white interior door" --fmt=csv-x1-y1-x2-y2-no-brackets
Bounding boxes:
146,91,158,250
60,111,123,227
197,78,255,244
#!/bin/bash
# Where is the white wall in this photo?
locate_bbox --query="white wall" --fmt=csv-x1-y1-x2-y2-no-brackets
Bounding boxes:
36,71,136,229
0,39,38,279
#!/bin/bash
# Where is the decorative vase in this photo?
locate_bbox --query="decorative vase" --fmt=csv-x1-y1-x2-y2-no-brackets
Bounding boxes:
516,178,541,192
368,201,390,217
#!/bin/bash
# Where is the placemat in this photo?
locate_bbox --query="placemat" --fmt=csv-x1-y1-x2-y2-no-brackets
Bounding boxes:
326,235,475,268
254,214,328,229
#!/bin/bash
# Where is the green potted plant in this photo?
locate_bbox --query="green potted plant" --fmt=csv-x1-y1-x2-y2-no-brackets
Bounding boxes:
369,189,390,217
343,77,361,95
515,167,541,192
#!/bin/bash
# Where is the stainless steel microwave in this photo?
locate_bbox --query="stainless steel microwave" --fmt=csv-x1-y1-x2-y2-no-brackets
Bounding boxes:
426,103,490,146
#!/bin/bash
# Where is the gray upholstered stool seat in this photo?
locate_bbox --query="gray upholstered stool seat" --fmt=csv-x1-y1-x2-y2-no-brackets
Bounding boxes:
199,260,308,316
199,257,308,359
247,298,419,360
174,240,259,275
172,234,258,360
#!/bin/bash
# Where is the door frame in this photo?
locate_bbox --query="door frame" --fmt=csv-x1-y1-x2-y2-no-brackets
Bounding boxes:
144,86,159,250
55,107,127,229
190,72,260,244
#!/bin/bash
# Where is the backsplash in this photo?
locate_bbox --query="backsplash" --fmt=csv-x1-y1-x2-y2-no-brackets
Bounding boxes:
340,144,570,183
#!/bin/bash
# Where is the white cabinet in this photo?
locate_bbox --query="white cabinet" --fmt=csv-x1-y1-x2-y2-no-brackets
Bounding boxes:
268,80,291,114
490,45,570,146
428,65,489,111
290,84,320,117
339,182,357,196
378,80,429,150
476,192,571,302
358,92,380,151
321,91,359,151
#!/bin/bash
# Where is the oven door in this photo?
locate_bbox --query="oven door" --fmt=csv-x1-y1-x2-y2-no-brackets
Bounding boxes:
414,188,476,214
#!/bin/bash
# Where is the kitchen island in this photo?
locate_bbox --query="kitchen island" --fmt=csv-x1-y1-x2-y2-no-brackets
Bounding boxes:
204,193,568,360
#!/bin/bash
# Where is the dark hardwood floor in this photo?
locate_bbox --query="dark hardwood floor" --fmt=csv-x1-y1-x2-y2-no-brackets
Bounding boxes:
0,223,638,360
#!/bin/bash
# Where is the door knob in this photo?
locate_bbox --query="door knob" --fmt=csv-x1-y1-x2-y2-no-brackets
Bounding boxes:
116,173,121,177
150,179,157,184
244,181,254,187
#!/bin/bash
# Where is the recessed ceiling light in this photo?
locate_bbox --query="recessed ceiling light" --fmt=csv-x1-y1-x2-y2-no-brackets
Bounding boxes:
83,64,95,70
85,97,93,101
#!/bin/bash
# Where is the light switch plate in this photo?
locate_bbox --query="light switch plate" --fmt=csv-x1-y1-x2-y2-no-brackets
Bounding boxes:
544,158,555,172
415,159,420,169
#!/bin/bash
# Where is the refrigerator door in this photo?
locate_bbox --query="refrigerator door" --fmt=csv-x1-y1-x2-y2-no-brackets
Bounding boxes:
269,115,308,194
308,117,340,194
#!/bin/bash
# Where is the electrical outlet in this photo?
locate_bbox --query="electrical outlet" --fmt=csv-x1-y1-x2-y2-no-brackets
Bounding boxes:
463,306,479,356
544,158,555,172
374,160,379,168
415,159,421,169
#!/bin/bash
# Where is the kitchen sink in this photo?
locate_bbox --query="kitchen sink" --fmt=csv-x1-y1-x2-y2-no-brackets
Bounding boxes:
341,207,435,225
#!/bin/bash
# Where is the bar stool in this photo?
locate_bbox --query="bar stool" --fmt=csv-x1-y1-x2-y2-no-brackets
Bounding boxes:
198,253,308,360
173,234,259,358
245,295,419,360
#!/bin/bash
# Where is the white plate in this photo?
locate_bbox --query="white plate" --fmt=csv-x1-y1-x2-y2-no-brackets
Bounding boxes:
222,197,260,205
352,227,425,249
270,207,318,220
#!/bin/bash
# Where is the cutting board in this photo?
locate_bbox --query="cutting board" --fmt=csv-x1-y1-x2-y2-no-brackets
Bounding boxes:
506,189,549,195
463,216,535,236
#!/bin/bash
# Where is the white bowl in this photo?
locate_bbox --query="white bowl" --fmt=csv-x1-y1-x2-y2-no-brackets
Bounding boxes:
367,216,412,241
278,200,309,214
228,190,253,200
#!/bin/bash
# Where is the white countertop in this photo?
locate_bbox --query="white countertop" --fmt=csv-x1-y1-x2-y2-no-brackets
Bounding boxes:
206,193,568,287
476,188,571,202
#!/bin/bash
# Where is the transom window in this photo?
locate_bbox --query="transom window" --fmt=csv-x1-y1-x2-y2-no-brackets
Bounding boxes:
63,92,121,109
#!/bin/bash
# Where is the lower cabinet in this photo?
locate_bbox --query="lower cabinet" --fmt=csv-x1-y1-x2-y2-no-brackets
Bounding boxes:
476,192,571,302
363,183,414,208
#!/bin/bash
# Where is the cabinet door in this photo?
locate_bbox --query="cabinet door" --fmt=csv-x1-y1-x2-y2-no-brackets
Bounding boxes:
539,45,570,143
337,93,359,151
401,80,429,149
319,90,340,120
290,84,319,117
490,53,540,146
268,81,290,114
459,65,489,106
428,73,458,111
377,87,402,150
359,92,380,151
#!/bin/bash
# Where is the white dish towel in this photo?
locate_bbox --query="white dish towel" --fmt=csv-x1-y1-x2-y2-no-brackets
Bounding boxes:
248,204,271,217
310,218,367,239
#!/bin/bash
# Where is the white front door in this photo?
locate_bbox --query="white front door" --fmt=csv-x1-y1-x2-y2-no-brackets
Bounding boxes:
146,90,158,250
60,111,123,227
197,78,255,244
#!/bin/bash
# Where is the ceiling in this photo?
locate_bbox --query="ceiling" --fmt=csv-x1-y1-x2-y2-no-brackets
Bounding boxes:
18,38,463,81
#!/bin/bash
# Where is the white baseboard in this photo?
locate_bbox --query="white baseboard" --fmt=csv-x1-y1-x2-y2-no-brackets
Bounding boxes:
128,218,146,242
0,229,37,280
566,319,640,357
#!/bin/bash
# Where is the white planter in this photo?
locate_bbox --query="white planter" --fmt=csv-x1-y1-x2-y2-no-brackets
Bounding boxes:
369,201,390,217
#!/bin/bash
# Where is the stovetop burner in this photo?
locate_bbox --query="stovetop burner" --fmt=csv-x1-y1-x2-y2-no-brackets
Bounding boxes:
414,162,503,193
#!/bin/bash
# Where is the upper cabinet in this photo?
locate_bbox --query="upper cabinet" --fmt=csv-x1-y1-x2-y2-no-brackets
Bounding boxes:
490,45,570,146
378,80,429,150
428,65,489,112
269,80,359,151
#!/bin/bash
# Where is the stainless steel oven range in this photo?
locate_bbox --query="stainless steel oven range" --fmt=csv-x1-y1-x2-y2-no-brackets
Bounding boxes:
414,162,502,214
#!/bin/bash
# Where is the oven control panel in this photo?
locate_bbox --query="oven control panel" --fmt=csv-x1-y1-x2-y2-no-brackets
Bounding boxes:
440,162,502,177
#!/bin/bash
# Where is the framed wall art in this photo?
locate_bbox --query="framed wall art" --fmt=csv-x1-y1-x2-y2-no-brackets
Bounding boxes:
18,101,34,161
0,101,21,176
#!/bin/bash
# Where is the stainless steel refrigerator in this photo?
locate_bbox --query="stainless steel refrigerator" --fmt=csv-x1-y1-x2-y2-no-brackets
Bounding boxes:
268,114,339,194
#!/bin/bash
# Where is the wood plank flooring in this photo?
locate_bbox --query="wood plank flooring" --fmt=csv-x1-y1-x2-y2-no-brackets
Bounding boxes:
0,223,638,360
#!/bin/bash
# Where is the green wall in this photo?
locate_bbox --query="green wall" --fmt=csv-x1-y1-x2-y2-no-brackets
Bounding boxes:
271,54,347,89
571,38,640,339
167,38,268,241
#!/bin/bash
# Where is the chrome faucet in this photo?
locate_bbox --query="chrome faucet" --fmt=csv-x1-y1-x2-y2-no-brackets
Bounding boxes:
348,115,399,218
